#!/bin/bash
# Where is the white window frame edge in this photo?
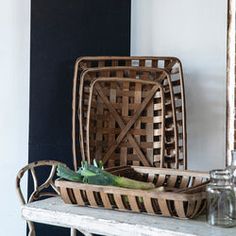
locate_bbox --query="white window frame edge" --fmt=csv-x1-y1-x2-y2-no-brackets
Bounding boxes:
226,0,236,166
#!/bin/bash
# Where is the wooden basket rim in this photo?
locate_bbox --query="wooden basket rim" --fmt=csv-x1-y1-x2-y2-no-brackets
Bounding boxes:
131,166,209,178
55,179,207,201
80,66,171,77
76,56,182,66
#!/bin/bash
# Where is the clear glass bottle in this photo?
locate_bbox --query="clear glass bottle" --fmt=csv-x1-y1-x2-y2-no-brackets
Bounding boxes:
206,169,236,227
227,150,236,218
228,150,236,191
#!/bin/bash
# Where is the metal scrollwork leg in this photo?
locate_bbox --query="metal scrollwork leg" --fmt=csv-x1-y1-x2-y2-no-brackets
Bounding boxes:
16,160,63,236
28,221,36,236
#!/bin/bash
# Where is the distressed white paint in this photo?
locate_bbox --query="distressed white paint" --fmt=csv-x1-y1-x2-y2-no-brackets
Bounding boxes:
0,0,30,235
22,197,235,236
131,0,227,171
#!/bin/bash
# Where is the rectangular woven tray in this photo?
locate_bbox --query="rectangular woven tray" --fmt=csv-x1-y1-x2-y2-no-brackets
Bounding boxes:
72,56,186,170
55,166,209,219
79,67,179,169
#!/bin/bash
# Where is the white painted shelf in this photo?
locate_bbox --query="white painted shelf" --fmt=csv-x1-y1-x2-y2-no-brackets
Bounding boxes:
22,197,236,236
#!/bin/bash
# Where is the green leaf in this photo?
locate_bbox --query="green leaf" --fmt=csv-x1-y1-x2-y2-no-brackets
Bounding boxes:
57,164,82,182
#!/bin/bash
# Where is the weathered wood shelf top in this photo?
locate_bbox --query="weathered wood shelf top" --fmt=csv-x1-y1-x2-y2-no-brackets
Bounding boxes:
21,197,236,236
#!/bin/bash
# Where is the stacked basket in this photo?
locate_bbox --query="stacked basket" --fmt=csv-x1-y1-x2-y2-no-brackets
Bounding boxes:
72,56,187,170
56,56,209,219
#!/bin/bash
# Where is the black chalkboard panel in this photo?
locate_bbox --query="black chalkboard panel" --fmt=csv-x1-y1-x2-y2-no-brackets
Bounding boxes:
28,0,130,235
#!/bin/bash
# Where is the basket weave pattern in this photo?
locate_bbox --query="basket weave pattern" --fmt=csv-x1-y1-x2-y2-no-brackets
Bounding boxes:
86,77,165,167
79,67,179,168
72,57,186,170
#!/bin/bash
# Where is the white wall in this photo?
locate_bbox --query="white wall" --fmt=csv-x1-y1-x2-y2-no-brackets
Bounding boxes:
0,1,227,234
131,0,227,171
0,0,30,235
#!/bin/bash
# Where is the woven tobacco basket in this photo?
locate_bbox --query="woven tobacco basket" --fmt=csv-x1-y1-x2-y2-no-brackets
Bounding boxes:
86,77,165,167
72,56,186,170
78,67,180,169
55,166,209,219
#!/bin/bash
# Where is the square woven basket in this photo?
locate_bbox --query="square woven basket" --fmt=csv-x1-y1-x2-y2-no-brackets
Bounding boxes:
72,56,186,170
85,77,165,167
83,70,166,167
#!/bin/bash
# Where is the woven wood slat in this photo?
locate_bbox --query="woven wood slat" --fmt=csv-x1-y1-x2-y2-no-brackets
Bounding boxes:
147,174,155,183
157,199,171,216
195,200,207,217
179,176,190,188
192,177,203,186
113,194,126,210
143,197,155,214
121,78,129,166
174,201,186,218
86,190,97,207
60,187,72,204
68,188,77,204
128,195,140,212
72,189,85,206
167,175,178,188
72,56,186,170
191,200,204,218
133,79,142,137
186,201,196,217
100,192,112,209
156,174,166,187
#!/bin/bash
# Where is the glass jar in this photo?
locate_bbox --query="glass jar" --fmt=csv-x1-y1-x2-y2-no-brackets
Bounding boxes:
227,150,236,218
228,150,236,191
206,169,236,227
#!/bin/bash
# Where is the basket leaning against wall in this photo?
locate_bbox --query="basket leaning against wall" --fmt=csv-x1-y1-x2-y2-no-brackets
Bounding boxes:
72,56,187,170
